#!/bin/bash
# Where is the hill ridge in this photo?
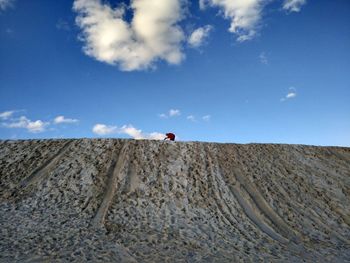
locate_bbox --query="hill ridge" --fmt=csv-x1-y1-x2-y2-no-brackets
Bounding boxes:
0,139,349,262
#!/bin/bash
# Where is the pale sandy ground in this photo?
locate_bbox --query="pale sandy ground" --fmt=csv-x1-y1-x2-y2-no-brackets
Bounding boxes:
0,139,349,262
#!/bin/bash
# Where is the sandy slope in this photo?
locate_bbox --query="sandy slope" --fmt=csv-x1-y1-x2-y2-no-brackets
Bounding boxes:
0,139,349,262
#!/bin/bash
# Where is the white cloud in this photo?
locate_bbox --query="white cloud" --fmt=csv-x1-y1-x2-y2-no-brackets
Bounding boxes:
0,0,14,11
159,113,168,119
283,0,306,12
281,87,297,101
73,0,186,71
26,121,48,133
119,125,164,140
202,115,211,121
188,25,213,48
92,123,118,135
169,109,181,117
159,109,181,118
0,110,15,120
200,0,265,42
92,123,164,140
119,125,144,139
3,116,49,133
259,51,268,64
286,92,296,98
146,132,166,140
187,115,196,122
54,115,79,124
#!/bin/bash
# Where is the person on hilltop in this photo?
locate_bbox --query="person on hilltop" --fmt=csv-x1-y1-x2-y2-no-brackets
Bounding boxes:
164,132,175,141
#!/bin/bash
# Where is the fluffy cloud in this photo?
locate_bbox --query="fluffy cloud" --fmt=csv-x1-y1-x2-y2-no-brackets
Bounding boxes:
54,115,79,124
119,125,164,140
200,0,265,42
92,123,118,135
0,0,14,11
188,25,213,47
0,110,15,120
92,123,164,140
146,132,166,140
281,87,297,101
73,0,186,71
117,125,144,139
283,0,306,12
3,116,49,133
72,0,308,71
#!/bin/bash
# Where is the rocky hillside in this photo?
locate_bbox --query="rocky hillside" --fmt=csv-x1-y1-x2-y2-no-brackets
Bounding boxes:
0,139,349,262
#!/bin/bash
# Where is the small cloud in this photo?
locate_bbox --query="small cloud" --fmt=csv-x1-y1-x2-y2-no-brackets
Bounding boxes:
92,123,164,140
169,109,181,117
0,0,14,11
54,115,79,124
92,124,118,135
26,120,49,133
118,125,144,139
2,116,49,133
159,109,181,118
147,132,166,140
282,0,307,12
202,115,211,121
187,115,196,122
188,25,213,48
158,113,168,119
281,87,297,101
286,92,296,99
0,110,15,120
259,52,268,65
119,125,164,140
56,19,71,31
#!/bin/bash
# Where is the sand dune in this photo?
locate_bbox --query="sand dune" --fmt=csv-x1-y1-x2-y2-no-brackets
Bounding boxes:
0,139,349,262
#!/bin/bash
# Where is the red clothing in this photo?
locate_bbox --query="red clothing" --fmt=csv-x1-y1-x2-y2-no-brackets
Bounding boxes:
165,133,175,141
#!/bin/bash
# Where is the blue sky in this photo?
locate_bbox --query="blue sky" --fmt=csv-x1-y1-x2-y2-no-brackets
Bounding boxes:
0,0,349,146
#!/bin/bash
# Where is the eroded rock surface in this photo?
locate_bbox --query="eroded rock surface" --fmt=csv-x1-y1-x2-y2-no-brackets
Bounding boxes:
0,139,349,262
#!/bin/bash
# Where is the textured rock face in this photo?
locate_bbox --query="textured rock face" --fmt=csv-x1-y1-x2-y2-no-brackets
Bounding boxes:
0,139,349,262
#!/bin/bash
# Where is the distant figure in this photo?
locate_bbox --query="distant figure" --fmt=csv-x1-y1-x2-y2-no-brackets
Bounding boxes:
164,133,175,141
